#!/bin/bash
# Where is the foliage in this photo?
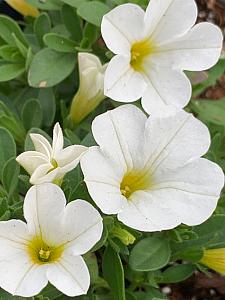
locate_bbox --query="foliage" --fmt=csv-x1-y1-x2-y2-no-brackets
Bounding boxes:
0,0,224,299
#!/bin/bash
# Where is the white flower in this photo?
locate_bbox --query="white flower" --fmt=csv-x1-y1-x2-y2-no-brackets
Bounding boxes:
0,183,103,297
101,0,223,115
81,105,224,232
16,123,87,185
70,53,107,124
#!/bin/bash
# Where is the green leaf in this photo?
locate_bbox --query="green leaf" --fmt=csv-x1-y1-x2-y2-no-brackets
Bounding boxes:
0,101,26,144
159,264,195,284
43,33,77,53
37,88,56,127
0,45,23,62
81,132,96,146
191,98,225,127
0,63,25,82
12,33,28,58
102,245,126,300
22,99,43,130
61,0,89,8
80,23,99,49
0,127,16,181
26,0,62,10
192,60,225,97
0,15,28,47
34,13,51,47
84,252,99,283
61,4,82,42
129,237,171,272
25,47,33,71
77,1,110,27
2,157,20,196
28,48,76,88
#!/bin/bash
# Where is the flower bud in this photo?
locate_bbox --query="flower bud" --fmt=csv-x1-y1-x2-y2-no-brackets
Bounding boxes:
5,0,39,18
111,226,136,246
69,53,107,125
200,248,225,274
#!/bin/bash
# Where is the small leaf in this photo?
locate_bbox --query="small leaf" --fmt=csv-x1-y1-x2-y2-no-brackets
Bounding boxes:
2,157,20,196
129,237,171,272
0,127,16,180
0,45,23,62
34,12,51,47
22,98,43,130
38,88,56,127
102,245,126,300
0,63,25,82
61,0,89,8
28,48,76,87
192,98,225,127
61,4,82,42
159,264,195,284
0,15,28,47
26,0,62,10
43,33,77,53
77,1,110,27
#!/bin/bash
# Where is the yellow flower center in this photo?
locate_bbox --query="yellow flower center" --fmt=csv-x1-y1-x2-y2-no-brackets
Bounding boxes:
51,158,58,169
120,170,152,199
27,236,64,264
130,39,155,72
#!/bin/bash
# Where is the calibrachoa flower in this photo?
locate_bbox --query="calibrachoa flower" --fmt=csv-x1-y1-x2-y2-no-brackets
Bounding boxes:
101,0,223,115
0,183,103,297
200,248,225,274
5,0,39,18
69,53,107,124
16,123,87,185
81,105,224,232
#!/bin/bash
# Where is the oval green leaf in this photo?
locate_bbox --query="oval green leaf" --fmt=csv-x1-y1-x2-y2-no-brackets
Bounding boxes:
77,1,110,27
28,48,76,87
102,245,125,300
129,237,171,272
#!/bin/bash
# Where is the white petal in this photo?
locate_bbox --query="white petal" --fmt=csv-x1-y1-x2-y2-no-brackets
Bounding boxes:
55,145,87,172
61,200,103,255
30,133,52,158
47,253,90,297
143,110,210,173
29,163,59,184
16,151,49,175
52,123,64,156
92,104,147,170
0,220,30,257
24,183,66,245
118,191,180,232
154,23,223,71
78,52,103,73
0,220,48,297
101,3,145,55
104,55,146,102
153,158,224,225
81,147,126,214
144,0,197,44
141,66,191,115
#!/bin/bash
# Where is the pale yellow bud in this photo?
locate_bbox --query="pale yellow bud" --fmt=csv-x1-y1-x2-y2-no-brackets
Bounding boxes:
200,248,225,275
69,52,107,125
5,0,39,18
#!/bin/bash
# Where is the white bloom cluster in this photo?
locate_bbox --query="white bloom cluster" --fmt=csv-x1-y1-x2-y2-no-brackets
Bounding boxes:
0,0,224,297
